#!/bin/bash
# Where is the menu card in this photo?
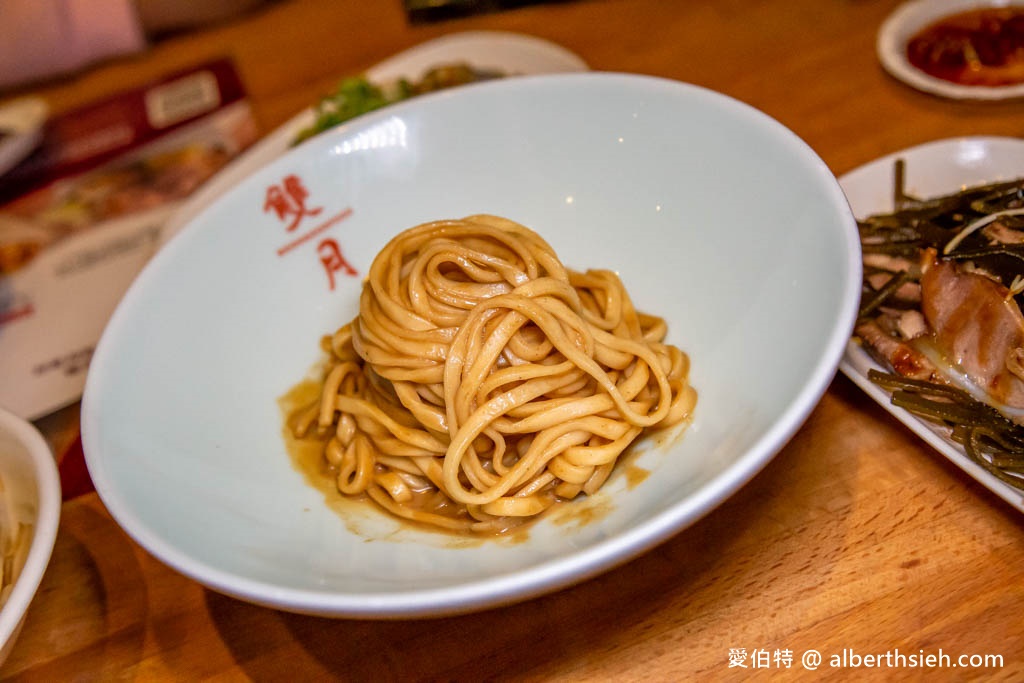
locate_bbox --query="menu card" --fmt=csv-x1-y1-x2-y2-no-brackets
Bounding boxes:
0,59,259,420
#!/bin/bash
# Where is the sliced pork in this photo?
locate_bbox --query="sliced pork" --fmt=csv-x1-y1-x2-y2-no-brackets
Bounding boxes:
920,255,1024,421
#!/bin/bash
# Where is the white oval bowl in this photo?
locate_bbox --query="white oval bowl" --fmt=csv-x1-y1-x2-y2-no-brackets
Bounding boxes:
82,72,860,618
0,407,61,665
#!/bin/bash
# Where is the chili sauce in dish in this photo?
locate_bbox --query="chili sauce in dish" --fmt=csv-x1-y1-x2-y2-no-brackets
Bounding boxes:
906,6,1024,86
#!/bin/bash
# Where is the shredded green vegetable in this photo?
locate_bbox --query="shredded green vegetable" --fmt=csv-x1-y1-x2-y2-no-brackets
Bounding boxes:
868,370,1024,492
292,64,503,146
858,269,912,318
293,77,412,145
858,167,1024,300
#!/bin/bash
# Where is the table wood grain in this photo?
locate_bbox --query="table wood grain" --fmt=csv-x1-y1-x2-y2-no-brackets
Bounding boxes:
4,0,1024,679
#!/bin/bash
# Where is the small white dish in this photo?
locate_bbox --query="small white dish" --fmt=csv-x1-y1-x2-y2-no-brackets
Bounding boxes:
0,406,61,667
82,72,860,618
0,97,47,177
877,0,1024,100
159,30,588,246
839,135,1024,512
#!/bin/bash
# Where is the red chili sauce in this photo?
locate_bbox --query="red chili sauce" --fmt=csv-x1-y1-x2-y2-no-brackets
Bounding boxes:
905,7,1024,86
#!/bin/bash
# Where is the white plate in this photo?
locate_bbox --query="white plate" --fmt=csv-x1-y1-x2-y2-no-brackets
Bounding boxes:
839,136,1024,512
877,0,1024,100
82,73,859,619
0,97,47,177
159,30,588,246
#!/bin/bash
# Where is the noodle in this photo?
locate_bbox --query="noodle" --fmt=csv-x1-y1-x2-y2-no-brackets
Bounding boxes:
289,215,697,534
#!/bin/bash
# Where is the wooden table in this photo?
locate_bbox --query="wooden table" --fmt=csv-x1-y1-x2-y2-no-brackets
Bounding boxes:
5,0,1024,679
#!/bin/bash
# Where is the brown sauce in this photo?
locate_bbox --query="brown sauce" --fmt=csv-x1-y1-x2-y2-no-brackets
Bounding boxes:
278,374,684,540
906,7,1024,86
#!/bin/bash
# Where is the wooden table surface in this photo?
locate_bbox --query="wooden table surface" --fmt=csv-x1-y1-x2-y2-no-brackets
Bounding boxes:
4,0,1024,680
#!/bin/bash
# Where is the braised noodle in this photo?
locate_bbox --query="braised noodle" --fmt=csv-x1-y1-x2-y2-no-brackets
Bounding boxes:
287,215,697,535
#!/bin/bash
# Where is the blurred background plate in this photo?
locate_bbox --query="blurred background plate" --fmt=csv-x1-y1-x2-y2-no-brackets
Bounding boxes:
877,0,1024,100
158,30,589,246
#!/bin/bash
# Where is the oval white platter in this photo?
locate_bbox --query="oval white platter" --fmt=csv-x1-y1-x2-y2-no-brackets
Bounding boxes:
839,135,1024,512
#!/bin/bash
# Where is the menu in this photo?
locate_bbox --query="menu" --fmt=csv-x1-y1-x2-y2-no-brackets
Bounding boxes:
0,59,259,420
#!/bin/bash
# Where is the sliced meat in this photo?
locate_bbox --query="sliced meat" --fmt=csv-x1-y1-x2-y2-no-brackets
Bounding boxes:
863,252,917,273
920,256,1024,414
896,309,928,339
982,219,1024,245
854,318,938,380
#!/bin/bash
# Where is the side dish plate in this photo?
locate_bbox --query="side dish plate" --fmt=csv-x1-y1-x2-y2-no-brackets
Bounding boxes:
877,0,1024,101
839,135,1024,512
